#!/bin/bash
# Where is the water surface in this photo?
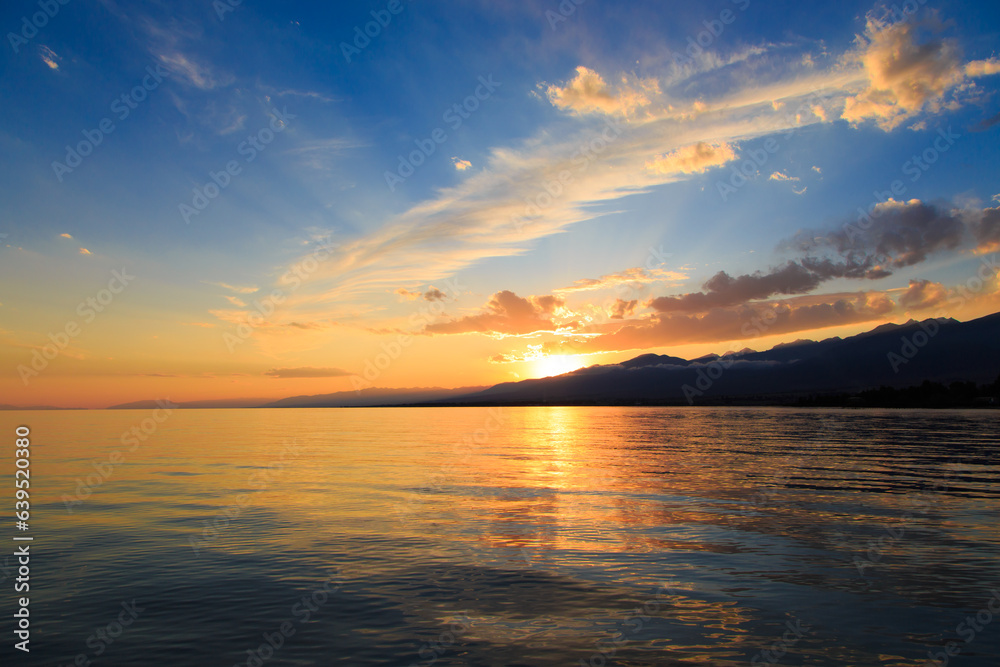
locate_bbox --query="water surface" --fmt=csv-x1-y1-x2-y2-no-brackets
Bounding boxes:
2,407,998,666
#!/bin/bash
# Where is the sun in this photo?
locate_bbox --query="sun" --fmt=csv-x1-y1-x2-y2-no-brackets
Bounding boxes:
531,354,585,378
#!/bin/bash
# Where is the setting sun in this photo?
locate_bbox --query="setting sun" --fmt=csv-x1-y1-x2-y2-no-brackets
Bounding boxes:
532,354,586,378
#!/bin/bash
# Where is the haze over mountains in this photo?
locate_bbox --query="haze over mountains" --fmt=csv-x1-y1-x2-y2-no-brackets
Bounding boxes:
6,313,997,410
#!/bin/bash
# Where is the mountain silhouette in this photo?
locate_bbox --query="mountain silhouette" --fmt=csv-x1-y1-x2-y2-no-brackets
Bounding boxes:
436,313,1000,406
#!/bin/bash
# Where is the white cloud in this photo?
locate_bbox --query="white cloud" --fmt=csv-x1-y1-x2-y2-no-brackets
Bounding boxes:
452,157,473,171
769,171,800,182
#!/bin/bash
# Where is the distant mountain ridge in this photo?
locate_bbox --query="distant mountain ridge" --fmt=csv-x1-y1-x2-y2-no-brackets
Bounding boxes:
7,314,998,410
104,386,489,410
435,313,1000,406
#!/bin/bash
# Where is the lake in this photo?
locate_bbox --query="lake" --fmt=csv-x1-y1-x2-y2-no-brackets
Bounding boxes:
2,407,998,666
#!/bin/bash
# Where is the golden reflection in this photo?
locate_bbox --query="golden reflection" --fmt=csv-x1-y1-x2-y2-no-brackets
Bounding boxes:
20,406,1000,652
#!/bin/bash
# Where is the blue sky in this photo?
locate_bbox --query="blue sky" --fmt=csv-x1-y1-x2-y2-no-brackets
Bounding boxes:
1,0,999,406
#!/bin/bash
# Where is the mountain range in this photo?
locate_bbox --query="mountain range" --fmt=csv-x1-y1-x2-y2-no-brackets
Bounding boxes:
6,313,998,410
425,312,1000,406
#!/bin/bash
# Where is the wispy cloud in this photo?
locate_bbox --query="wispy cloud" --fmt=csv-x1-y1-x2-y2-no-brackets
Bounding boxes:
264,367,350,378
205,281,258,294
769,171,800,182
156,51,230,90
39,45,61,70
285,138,362,171
555,267,688,294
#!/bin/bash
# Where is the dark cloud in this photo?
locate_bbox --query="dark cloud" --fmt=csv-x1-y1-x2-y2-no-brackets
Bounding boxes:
610,299,638,319
974,207,1000,251
423,287,447,301
648,263,822,313
800,200,965,269
652,200,968,316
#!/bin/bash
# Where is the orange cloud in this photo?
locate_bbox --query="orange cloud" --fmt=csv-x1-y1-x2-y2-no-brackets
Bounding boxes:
646,142,737,175
425,291,569,336
899,280,949,311
548,292,897,354
841,14,996,130
545,66,657,116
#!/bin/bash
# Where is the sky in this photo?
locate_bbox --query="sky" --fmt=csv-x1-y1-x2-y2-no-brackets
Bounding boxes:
1,0,999,408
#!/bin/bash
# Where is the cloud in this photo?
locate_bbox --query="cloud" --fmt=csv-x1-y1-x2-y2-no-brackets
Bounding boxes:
206,281,259,294
157,51,230,90
646,142,737,175
265,88,338,103
264,367,350,379
39,45,61,70
274,64,858,311
395,288,421,301
812,166,822,174
78,248,92,255
547,293,897,354
973,206,1000,253
795,199,966,269
610,299,638,319
649,199,971,316
648,262,825,313
545,66,657,116
451,157,472,171
769,171,800,182
269,12,989,324
60,233,73,239
223,295,247,307
285,138,363,171
964,59,1000,77
423,287,447,302
793,186,808,195
396,287,448,301
425,291,568,336
899,279,949,310
841,14,996,130
555,267,688,294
